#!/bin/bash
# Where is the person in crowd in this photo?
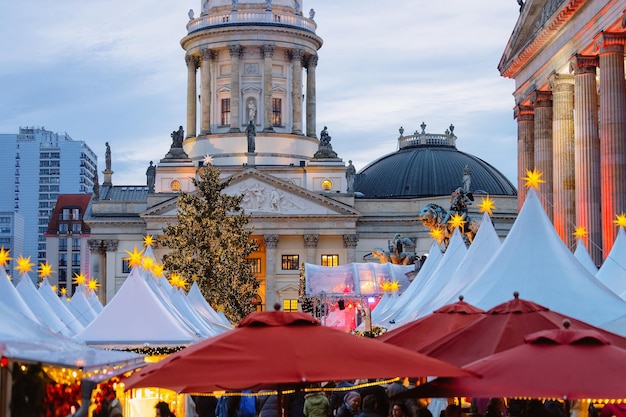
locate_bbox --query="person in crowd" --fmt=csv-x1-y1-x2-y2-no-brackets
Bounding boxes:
485,398,506,417
444,405,462,417
391,403,413,417
257,392,278,417
357,395,382,417
155,401,175,417
303,385,330,417
330,381,354,415
290,390,308,417
192,395,217,417
359,381,389,417
337,392,361,417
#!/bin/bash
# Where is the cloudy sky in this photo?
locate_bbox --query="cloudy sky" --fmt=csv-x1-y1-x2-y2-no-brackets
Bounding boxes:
1,1,522,186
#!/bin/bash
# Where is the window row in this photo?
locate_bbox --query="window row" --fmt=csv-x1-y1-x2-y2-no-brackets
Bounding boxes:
220,98,283,126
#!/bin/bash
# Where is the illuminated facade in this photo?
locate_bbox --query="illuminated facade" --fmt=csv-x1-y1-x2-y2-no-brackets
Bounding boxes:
500,0,626,264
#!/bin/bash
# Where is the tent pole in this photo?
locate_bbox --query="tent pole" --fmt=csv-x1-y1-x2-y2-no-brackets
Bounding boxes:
0,364,7,417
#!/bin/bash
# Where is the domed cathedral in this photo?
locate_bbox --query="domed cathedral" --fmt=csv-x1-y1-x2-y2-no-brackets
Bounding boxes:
85,1,518,312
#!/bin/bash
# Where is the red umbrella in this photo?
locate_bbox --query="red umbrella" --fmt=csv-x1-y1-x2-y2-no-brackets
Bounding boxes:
418,292,626,366
377,296,485,351
124,309,473,393
396,322,626,400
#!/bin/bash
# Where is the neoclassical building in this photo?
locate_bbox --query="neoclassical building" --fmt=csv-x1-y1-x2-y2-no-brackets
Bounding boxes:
501,0,626,264
84,0,518,311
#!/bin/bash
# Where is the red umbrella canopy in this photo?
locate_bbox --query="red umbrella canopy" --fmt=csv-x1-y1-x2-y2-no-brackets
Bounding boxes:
396,323,626,400
418,292,626,366
377,296,485,351
124,310,473,393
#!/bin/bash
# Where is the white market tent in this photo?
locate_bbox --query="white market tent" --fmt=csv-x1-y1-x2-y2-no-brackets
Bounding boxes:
595,227,626,298
67,285,99,326
452,188,626,328
186,281,233,329
75,267,200,348
0,266,40,324
574,238,599,275
304,262,414,298
38,277,84,335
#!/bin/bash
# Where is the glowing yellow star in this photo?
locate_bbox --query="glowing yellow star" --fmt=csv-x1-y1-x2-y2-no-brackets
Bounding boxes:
203,154,213,166
169,272,187,289
124,246,145,268
73,272,88,286
86,279,100,291
38,262,54,279
51,285,57,292
380,281,391,292
389,280,400,292
448,213,467,230
152,262,165,278
614,213,626,228
0,247,12,267
522,168,545,190
143,234,155,248
15,255,34,275
141,256,155,271
573,226,588,239
60,287,67,296
429,228,444,244
477,195,496,216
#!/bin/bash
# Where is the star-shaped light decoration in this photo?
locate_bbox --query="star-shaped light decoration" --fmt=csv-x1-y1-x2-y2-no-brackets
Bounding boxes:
73,272,88,286
86,279,100,291
203,154,213,166
168,273,186,289
429,227,445,244
614,212,626,228
60,287,67,296
389,280,400,292
0,247,12,267
380,281,392,292
477,195,496,216
522,168,545,190
152,262,165,278
573,226,588,239
124,246,145,269
15,255,34,275
448,213,467,230
51,285,58,293
141,255,155,272
38,261,54,280
143,234,155,248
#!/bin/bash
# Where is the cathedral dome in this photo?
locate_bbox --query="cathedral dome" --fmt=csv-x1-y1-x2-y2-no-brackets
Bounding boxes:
354,125,517,198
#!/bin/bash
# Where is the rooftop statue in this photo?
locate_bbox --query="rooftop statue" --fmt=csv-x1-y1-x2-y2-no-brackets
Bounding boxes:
313,126,338,159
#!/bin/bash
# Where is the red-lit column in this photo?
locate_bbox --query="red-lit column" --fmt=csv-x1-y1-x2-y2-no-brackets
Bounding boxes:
531,90,553,220
185,54,198,138
514,104,534,211
549,73,576,249
570,54,602,264
596,32,626,256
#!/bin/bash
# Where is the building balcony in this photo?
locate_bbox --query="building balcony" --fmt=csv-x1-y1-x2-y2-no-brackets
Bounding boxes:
187,10,317,34
398,132,457,149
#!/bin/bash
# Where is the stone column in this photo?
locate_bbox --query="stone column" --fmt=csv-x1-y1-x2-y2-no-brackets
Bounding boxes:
303,234,318,264
264,234,279,308
570,54,602,264
262,45,275,132
343,234,359,264
596,32,626,256
199,48,214,135
549,73,576,248
290,49,305,135
228,44,242,132
87,239,104,304
530,90,554,220
514,104,535,211
103,239,118,304
305,54,318,138
185,54,198,138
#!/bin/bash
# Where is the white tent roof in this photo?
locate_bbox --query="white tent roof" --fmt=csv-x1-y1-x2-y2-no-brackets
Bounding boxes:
372,240,443,327
0,265,39,323
187,281,233,329
595,227,626,298
416,211,502,317
458,188,626,327
38,278,84,335
370,291,399,323
87,289,104,313
67,285,98,326
574,238,599,275
75,267,200,348
169,287,222,337
304,262,413,297
392,228,468,325
16,273,73,336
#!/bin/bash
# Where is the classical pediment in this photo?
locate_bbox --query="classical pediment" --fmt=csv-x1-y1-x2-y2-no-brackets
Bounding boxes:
140,169,359,218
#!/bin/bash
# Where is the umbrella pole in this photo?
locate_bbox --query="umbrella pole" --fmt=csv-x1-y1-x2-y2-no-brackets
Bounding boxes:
564,399,570,417
277,389,284,417
0,364,7,417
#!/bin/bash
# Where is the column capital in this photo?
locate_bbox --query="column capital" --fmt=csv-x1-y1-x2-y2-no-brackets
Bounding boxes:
87,239,104,253
303,234,319,248
185,54,199,68
594,31,626,54
306,54,318,68
342,234,359,248
288,48,305,62
530,90,552,107
548,73,574,91
513,105,534,121
103,239,119,252
200,48,216,61
261,44,275,58
228,44,243,57
264,234,279,249
569,54,598,75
